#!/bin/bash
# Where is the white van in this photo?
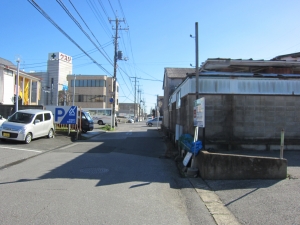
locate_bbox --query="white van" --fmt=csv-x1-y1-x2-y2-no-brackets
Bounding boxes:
82,108,112,125
0,109,54,144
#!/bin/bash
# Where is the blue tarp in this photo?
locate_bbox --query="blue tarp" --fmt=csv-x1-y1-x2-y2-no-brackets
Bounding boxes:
179,134,202,155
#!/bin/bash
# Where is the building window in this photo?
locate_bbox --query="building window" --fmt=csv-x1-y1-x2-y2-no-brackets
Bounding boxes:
74,79,106,87
83,80,87,87
176,90,181,109
99,80,106,87
87,80,91,87
77,95,84,102
74,95,106,102
31,81,37,102
4,69,13,76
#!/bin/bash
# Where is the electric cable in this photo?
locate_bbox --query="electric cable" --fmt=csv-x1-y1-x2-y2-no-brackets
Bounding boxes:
56,0,113,66
27,0,112,76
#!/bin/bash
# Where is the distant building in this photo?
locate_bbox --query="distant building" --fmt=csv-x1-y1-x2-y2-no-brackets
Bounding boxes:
156,95,164,117
118,103,142,120
272,52,300,61
31,52,72,106
165,57,300,150
162,68,195,128
0,57,40,105
1,52,118,112
66,74,119,111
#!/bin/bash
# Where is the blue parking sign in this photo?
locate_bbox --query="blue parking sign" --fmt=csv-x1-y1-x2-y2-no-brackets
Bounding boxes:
45,106,77,124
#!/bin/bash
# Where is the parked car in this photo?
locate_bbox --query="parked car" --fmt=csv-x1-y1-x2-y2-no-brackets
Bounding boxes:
116,116,127,123
0,116,6,126
79,111,94,133
146,117,163,127
127,118,135,123
0,109,54,144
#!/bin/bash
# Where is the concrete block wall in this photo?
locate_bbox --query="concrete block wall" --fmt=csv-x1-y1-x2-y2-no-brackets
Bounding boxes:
168,94,300,150
196,150,287,180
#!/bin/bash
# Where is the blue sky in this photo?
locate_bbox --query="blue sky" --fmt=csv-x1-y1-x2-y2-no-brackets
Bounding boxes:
1,0,300,112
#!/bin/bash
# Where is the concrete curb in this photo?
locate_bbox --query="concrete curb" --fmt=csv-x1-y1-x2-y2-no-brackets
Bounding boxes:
80,130,106,140
55,130,106,140
189,178,240,225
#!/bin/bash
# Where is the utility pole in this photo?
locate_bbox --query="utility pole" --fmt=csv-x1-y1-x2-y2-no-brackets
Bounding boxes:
130,77,137,120
110,18,128,128
143,98,146,120
139,88,142,121
15,58,20,112
73,74,76,106
137,85,140,122
195,22,199,99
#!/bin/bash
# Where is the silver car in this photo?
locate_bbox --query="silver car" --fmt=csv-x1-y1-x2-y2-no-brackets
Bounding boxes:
146,117,163,127
0,109,54,144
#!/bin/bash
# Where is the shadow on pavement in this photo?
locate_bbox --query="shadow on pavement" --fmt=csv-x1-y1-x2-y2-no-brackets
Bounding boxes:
0,129,187,190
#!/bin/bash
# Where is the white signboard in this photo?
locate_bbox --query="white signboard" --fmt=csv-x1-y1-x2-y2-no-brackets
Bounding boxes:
193,97,205,128
183,152,193,166
48,52,72,63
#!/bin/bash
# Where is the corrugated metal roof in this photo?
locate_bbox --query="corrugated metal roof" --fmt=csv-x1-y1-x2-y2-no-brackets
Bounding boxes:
164,68,195,78
0,57,15,68
272,52,300,60
169,75,300,104
199,71,300,78
202,59,300,70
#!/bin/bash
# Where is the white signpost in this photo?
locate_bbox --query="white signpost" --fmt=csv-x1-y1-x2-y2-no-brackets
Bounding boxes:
193,97,205,128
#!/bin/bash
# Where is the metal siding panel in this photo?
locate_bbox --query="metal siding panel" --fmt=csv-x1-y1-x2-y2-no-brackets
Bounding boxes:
170,77,300,101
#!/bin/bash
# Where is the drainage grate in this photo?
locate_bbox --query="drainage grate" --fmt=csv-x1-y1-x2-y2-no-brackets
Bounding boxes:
80,168,109,174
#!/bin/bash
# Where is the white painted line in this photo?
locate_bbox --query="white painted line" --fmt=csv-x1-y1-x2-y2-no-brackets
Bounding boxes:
59,143,79,150
0,146,42,153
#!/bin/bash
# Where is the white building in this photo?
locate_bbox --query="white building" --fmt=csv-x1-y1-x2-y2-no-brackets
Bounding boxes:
31,52,72,106
0,57,40,105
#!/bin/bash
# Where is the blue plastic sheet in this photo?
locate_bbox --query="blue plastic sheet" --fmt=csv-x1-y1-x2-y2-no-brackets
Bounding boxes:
179,134,202,155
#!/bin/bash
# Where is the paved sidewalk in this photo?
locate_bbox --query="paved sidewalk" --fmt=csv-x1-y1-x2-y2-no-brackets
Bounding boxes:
202,150,300,225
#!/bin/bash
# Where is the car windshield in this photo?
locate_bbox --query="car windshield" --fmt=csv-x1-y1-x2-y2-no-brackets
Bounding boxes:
85,112,93,121
8,112,34,124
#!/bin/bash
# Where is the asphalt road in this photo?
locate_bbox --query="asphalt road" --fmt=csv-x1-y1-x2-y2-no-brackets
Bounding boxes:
0,122,216,225
1,122,299,225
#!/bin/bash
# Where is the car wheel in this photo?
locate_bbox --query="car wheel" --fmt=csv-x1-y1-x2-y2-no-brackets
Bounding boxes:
148,123,153,127
98,120,104,125
82,129,87,133
24,133,32,144
47,128,54,138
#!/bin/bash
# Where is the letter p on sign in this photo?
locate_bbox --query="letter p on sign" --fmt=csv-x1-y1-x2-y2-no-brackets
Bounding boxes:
55,108,65,122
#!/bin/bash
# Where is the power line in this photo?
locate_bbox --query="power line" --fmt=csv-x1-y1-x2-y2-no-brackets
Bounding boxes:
57,0,114,66
107,0,116,18
98,0,109,18
117,0,126,20
86,0,113,38
27,0,111,76
137,78,163,82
